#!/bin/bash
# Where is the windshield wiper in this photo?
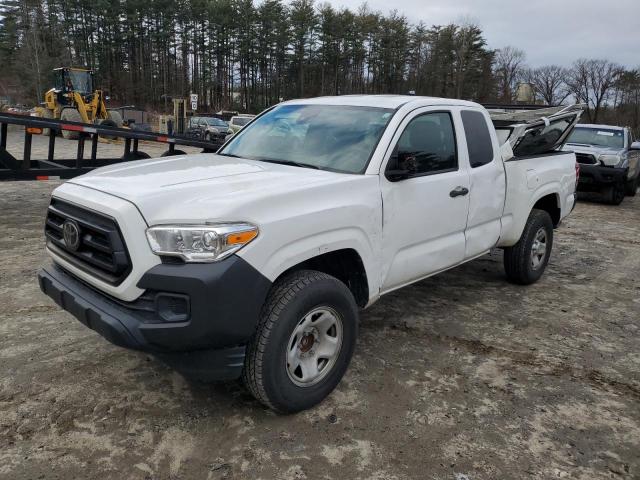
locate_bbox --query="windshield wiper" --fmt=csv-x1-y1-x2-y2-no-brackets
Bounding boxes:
257,158,320,170
217,152,242,158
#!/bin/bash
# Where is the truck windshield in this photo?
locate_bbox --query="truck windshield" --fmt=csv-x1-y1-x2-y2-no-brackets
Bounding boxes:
67,71,92,94
566,127,624,149
220,104,394,173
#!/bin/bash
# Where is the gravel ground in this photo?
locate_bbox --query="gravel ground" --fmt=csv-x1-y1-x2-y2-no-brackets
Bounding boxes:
0,180,639,480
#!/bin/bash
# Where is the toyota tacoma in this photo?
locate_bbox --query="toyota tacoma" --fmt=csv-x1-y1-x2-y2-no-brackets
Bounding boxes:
563,124,640,204
38,96,581,412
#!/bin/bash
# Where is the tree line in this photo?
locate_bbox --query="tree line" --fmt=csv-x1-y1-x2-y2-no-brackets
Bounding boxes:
1,0,639,133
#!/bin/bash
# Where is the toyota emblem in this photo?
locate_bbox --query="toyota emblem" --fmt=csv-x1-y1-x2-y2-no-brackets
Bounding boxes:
62,220,81,251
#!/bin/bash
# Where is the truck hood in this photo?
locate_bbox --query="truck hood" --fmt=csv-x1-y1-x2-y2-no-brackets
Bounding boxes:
68,153,352,224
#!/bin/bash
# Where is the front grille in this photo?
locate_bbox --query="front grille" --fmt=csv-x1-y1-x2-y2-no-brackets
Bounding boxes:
45,199,131,285
208,131,227,144
575,153,597,165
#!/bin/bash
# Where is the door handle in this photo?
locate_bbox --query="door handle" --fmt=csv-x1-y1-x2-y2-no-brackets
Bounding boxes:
449,186,469,198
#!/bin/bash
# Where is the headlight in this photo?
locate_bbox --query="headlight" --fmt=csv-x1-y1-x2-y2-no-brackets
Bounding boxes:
599,154,621,167
146,224,258,262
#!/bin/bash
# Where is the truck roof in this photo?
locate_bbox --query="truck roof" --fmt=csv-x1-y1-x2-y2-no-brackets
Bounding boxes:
575,124,625,131
282,95,481,110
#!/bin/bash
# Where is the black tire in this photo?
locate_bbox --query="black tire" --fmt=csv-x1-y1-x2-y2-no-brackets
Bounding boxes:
98,118,118,140
40,107,54,136
161,149,187,157
625,176,638,197
243,270,358,413
99,118,117,128
603,182,625,205
107,110,124,128
122,151,151,160
60,108,81,139
503,209,554,285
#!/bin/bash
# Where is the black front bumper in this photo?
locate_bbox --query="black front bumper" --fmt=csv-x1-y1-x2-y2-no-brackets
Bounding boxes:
37,256,272,380
577,164,628,191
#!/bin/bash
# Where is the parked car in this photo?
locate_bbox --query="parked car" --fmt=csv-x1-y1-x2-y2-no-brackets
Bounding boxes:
562,124,640,204
38,96,581,413
228,114,255,133
185,116,233,146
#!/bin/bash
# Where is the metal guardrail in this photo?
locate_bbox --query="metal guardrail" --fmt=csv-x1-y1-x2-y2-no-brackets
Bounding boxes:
0,112,223,180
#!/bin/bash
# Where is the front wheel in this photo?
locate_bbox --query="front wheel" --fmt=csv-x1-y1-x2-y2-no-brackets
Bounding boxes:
625,176,638,197
503,209,554,285
243,270,358,413
60,108,81,139
603,182,625,205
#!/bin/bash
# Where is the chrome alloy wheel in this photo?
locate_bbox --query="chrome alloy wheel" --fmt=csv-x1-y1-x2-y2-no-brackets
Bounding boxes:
530,227,548,270
286,307,343,387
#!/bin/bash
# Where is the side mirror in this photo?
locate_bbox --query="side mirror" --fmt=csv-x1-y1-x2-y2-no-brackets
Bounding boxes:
386,169,410,181
385,151,411,181
630,142,640,151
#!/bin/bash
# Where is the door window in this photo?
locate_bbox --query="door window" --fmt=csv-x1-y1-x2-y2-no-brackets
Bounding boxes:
461,110,494,168
389,112,457,177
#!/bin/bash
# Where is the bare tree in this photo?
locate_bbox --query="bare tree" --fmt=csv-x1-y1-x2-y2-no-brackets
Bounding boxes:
567,59,623,123
526,65,569,105
494,46,526,103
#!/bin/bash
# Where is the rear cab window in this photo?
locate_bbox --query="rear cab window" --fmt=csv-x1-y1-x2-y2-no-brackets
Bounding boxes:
461,110,494,168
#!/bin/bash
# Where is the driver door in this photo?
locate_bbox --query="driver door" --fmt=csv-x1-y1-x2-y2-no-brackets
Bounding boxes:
380,108,470,292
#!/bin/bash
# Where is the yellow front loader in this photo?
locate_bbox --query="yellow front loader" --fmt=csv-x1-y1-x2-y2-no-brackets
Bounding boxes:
35,67,123,139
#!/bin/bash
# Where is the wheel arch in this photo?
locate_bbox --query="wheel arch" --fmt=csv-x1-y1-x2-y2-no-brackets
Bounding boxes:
275,248,370,308
239,222,380,308
497,186,563,248
531,192,561,227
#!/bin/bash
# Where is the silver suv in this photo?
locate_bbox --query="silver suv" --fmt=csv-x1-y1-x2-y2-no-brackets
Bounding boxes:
187,116,233,144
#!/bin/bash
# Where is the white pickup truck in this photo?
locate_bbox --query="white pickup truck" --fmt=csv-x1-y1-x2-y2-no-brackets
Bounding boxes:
38,96,581,412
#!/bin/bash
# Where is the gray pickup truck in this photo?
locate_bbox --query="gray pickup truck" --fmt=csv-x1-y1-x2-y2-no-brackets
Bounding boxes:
563,124,640,204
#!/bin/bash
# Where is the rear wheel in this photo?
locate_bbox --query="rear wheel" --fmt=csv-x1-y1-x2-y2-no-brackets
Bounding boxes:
504,209,554,285
243,270,358,413
60,108,81,139
603,182,625,205
107,110,124,128
98,118,118,140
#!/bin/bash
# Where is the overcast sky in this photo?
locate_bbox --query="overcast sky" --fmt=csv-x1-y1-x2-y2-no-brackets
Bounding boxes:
326,0,639,68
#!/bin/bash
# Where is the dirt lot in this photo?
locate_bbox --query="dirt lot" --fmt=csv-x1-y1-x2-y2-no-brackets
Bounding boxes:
1,181,639,480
